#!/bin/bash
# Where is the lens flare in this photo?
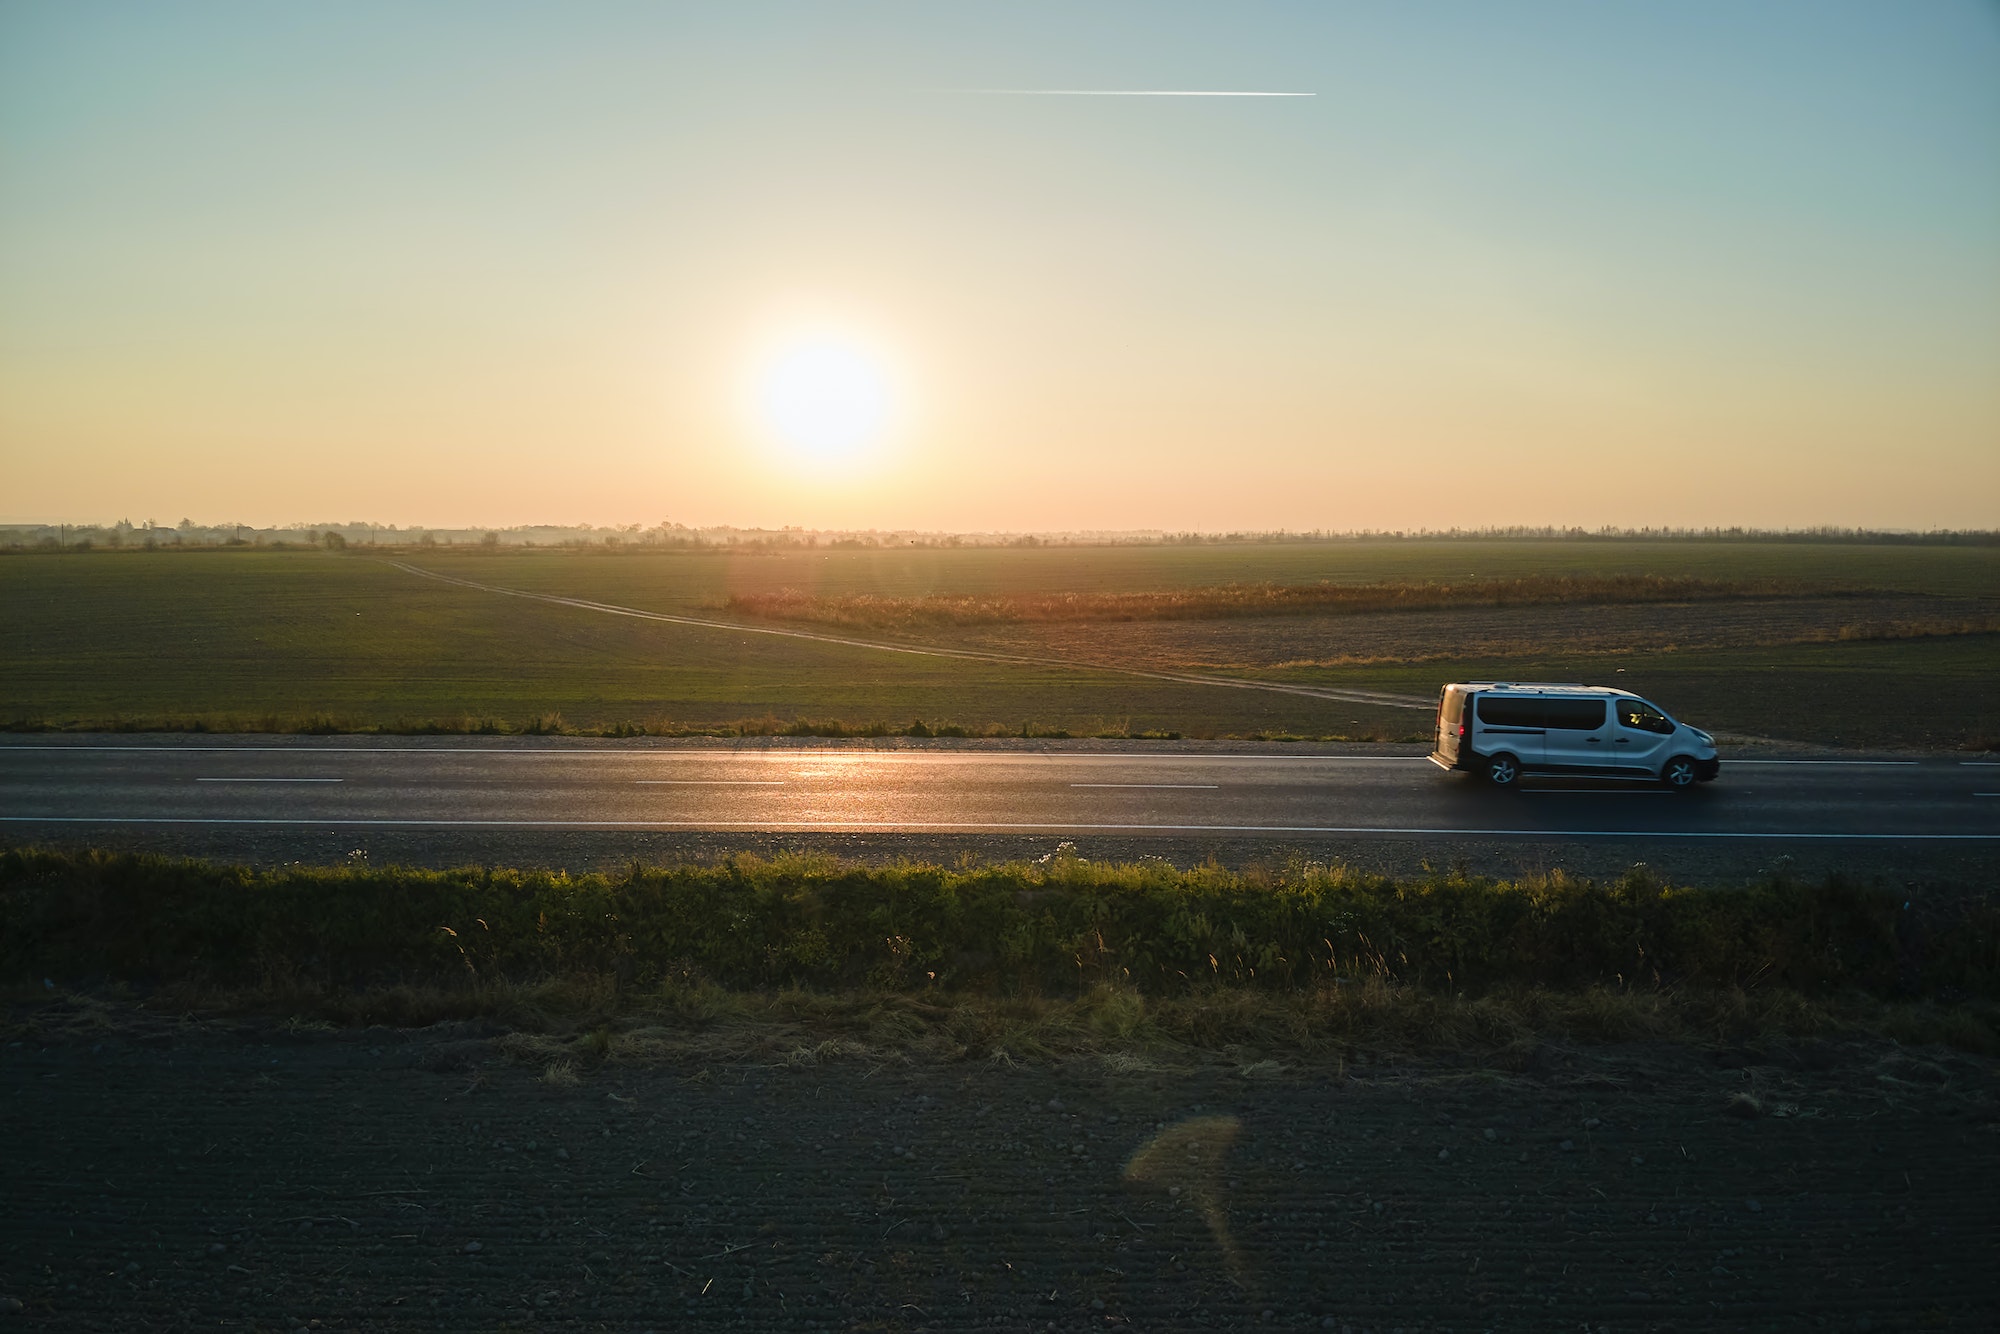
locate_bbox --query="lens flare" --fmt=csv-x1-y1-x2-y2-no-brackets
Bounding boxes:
1124,1115,1248,1285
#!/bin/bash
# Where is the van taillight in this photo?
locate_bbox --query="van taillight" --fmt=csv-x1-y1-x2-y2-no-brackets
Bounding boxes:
1457,721,1467,740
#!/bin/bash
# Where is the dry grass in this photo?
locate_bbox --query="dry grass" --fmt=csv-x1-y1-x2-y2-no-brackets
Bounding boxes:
36,976,1981,1066
537,1058,580,1087
1819,616,2000,642
720,575,1858,630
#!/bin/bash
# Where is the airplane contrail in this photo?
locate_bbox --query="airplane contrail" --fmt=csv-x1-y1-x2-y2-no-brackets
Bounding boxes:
964,89,1314,97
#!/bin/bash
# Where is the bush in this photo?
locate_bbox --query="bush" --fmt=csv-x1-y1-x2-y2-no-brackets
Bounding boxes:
3,848,1993,1001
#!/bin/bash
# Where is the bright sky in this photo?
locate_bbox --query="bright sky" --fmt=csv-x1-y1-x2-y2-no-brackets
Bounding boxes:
2,1,1996,531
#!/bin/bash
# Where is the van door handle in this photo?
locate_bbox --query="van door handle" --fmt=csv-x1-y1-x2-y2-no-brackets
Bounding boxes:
1586,737,1601,743
1614,738,1630,744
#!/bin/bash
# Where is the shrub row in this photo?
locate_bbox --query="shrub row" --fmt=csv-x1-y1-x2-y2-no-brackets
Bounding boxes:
2,847,1993,999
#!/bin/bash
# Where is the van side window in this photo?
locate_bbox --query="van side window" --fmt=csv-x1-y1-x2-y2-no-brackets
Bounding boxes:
1542,699,1606,730
1616,700,1674,735
1476,697,1543,728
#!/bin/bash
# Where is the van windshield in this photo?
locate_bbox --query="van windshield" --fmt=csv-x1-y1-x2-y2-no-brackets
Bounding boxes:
1616,700,1675,735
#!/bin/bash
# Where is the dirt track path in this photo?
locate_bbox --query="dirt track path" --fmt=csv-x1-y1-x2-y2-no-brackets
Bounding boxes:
386,561,1433,713
3,1019,1995,1331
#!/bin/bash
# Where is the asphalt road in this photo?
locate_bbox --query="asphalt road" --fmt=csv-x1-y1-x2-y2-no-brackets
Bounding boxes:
4,736,1995,841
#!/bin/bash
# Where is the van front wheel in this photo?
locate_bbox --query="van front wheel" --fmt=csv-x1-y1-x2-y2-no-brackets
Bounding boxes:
1661,756,1700,790
1483,753,1520,787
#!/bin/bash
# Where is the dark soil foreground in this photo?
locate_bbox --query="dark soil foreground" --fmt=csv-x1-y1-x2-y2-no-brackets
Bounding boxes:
2,1016,1996,1333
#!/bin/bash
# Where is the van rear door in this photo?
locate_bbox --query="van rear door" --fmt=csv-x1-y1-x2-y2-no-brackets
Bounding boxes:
1433,687,1469,766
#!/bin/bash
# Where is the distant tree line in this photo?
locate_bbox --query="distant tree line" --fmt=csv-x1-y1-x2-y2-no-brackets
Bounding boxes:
1155,526,2000,547
2,519,1994,553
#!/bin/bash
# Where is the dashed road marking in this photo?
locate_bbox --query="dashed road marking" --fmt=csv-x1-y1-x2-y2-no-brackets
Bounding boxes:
1728,760,1917,766
1523,789,1670,796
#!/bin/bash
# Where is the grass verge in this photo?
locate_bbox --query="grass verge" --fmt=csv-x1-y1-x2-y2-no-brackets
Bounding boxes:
22,977,1988,1072
4,847,1994,1059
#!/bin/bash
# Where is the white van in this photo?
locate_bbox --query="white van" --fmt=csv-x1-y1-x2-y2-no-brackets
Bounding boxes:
1429,682,1719,788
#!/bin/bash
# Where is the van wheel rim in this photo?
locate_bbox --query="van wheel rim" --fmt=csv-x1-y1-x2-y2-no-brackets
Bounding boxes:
1666,760,1695,786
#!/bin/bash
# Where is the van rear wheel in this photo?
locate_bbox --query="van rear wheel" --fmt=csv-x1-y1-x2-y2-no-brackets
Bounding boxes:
1661,756,1700,790
1483,753,1520,787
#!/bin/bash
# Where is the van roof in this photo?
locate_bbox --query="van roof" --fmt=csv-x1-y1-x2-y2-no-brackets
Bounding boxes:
1446,682,1639,698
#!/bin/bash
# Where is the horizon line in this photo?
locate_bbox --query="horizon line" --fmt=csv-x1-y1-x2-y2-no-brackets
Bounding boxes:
5,520,1993,541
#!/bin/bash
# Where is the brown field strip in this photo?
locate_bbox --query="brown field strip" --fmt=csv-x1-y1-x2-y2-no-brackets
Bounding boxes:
718,574,1882,630
941,596,2000,673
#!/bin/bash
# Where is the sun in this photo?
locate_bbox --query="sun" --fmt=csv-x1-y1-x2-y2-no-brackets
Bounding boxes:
751,331,896,464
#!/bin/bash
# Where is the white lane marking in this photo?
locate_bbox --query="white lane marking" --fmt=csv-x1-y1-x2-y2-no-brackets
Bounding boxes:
1524,790,1669,796
195,778,344,784
1976,793,1998,797
5,816,1997,840
1727,760,1917,766
1070,783,1220,789
635,780,786,786
0,745,1428,761
1963,761,2000,766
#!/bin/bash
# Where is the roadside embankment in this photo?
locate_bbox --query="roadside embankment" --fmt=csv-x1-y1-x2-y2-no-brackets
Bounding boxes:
4,847,1994,1056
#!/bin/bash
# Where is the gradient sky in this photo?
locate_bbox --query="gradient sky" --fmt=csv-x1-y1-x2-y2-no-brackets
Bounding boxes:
3,1,1996,531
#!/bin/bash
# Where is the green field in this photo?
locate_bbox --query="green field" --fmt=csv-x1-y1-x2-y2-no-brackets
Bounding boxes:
0,551,1409,738
407,539,2000,607
4,542,1996,746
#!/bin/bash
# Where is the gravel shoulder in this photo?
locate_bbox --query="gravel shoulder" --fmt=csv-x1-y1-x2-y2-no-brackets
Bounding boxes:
3,1010,1995,1332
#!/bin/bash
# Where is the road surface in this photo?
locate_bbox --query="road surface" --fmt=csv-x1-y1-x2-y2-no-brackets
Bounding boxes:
4,736,1995,842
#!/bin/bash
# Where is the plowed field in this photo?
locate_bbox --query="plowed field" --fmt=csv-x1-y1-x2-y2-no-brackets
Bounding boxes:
3,1015,1994,1331
949,597,1996,671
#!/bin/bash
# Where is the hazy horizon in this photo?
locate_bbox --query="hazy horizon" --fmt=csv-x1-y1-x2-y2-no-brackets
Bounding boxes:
4,2,1997,532
9,516,1998,545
